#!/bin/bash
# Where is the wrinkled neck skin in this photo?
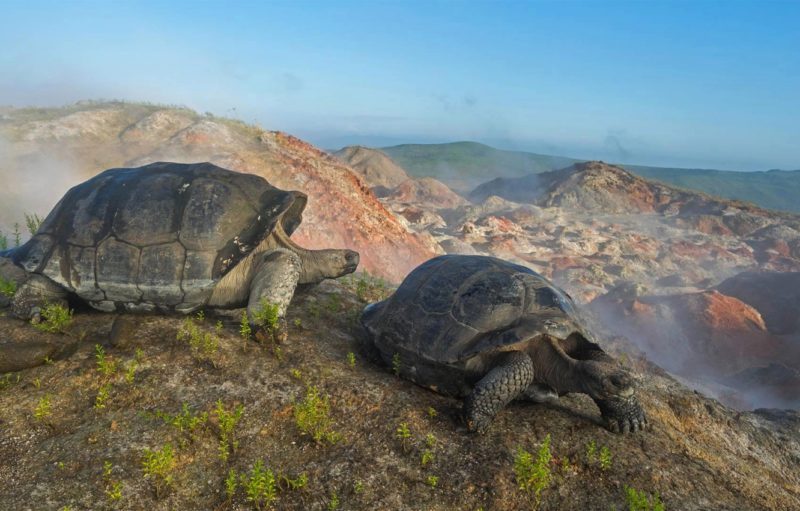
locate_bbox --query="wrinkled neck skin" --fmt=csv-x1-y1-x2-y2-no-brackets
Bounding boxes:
271,224,344,284
527,335,587,396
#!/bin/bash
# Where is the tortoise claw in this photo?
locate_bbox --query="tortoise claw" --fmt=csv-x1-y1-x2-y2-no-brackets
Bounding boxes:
597,395,647,434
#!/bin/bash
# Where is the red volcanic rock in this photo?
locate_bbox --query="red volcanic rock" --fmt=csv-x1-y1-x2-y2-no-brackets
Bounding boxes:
716,271,800,335
386,177,468,210
333,145,410,190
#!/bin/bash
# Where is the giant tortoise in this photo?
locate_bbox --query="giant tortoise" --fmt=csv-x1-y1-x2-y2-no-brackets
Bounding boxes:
0,161,359,330
360,255,646,434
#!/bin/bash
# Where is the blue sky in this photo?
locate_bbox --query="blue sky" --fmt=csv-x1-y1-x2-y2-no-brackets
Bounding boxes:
1,0,798,170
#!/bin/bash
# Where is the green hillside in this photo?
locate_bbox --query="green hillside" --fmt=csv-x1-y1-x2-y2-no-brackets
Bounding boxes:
380,142,578,193
379,142,800,213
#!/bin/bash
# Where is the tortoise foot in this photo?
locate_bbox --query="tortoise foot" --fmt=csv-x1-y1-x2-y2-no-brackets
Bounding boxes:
596,395,647,434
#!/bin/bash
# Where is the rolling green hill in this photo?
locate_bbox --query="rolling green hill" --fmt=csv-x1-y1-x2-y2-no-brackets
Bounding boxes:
379,142,800,213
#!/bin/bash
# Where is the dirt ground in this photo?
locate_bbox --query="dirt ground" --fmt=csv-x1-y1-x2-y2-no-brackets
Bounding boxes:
1,279,799,511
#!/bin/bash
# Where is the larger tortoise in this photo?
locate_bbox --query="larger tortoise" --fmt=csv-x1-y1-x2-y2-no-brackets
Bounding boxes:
360,255,646,433
0,161,359,327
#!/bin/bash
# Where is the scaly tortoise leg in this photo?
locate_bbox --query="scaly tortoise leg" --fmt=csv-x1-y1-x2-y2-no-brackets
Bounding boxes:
464,351,534,433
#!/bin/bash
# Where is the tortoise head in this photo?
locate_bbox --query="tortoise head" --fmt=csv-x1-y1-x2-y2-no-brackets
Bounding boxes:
298,248,360,284
580,360,635,401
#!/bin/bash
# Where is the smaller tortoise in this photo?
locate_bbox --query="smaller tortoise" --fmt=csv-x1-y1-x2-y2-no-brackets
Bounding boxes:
0,162,359,331
360,255,646,433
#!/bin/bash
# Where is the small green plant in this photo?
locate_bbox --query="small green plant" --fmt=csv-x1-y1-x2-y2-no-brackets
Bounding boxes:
347,352,356,368
33,302,73,333
293,318,302,328
599,445,612,471
156,403,208,446
624,485,665,511
177,316,219,363
353,480,365,494
0,373,20,391
215,400,244,462
134,348,144,362
426,475,439,488
95,384,112,410
421,449,434,466
514,434,553,510
290,368,302,380
103,460,123,502
240,310,252,342
13,223,21,247
34,395,52,421
325,294,341,313
586,440,596,464
283,472,308,490
328,492,340,510
0,276,16,298
392,353,401,376
425,433,436,448
225,468,238,501
124,360,137,384
33,377,41,389
242,460,277,510
25,213,44,235
427,406,437,419
0,230,7,250
95,344,117,377
142,444,176,498
293,385,340,444
252,298,280,332
395,422,411,452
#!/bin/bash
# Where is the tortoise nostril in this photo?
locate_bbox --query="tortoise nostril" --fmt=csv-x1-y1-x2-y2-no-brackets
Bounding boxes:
346,251,359,264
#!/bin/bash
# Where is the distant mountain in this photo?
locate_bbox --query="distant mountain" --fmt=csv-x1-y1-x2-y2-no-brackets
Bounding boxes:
380,141,578,193
378,141,800,213
333,145,410,190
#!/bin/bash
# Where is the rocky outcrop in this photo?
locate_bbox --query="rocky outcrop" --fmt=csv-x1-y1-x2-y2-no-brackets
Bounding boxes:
333,145,410,190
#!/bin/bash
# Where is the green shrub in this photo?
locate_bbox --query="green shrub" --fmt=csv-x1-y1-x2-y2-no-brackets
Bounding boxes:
177,316,219,363
240,309,252,341
426,475,439,488
395,422,411,452
142,444,176,498
327,492,340,510
33,303,73,333
94,384,112,410
156,403,208,446
103,461,123,502
599,445,613,471
252,298,279,332
514,434,553,510
242,460,277,510
293,385,340,444
95,344,117,377
25,213,43,235
215,400,244,462
34,395,52,421
625,486,665,511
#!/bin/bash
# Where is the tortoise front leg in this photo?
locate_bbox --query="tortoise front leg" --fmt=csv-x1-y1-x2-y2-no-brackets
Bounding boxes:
464,351,534,433
247,249,301,342
11,274,68,323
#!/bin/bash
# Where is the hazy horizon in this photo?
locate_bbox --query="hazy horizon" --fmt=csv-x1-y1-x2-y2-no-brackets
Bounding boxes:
2,0,798,172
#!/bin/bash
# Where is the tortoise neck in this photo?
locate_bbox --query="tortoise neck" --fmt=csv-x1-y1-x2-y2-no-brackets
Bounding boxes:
529,336,584,394
271,223,328,284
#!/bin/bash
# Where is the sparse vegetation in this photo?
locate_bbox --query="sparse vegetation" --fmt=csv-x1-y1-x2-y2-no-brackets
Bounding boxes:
586,440,596,464
346,271,392,303
242,460,277,510
95,344,117,377
0,230,8,250
0,373,20,391
13,223,21,247
293,385,340,444
124,360,138,384
156,403,208,446
225,468,238,501
599,445,613,471
395,422,411,453
94,384,112,410
34,395,52,421
176,315,220,364
25,212,44,235
426,475,439,488
142,443,176,498
240,309,252,342
103,460,123,502
347,351,356,368
215,400,244,462
0,276,16,297
33,302,73,333
514,434,553,510
392,353,401,376
252,298,280,332
328,492,340,510
625,485,665,511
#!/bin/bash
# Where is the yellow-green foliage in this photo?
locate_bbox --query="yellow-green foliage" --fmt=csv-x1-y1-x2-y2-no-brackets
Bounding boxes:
599,445,613,471
0,277,16,298
586,440,596,464
283,472,308,490
25,212,43,235
95,344,117,377
33,303,73,333
95,384,112,410
347,352,356,368
225,469,237,501
348,271,393,303
177,316,219,362
156,403,208,445
0,230,8,250
215,400,244,462
242,460,277,511
142,444,176,498
240,310,252,341
625,485,665,511
252,298,280,331
395,422,411,452
328,492,340,510
34,395,52,421
392,353,401,376
426,475,439,488
0,373,20,391
514,434,553,510
293,385,340,444
103,461,123,502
